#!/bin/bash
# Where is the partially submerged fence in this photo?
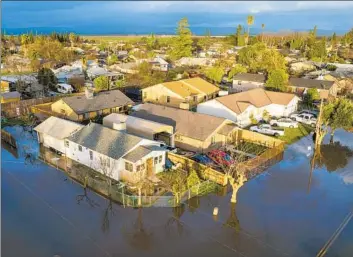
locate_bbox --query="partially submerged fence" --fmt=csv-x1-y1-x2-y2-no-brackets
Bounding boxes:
1,129,17,148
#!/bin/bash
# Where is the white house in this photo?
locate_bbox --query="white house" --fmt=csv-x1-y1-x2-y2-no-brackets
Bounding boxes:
150,56,169,72
175,57,217,67
64,123,167,183
232,73,266,93
197,88,300,127
34,116,84,154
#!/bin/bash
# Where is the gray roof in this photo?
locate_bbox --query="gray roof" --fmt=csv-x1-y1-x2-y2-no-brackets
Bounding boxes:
131,103,226,141
61,90,134,114
233,73,266,83
122,146,152,163
289,78,334,89
1,91,21,99
67,123,142,160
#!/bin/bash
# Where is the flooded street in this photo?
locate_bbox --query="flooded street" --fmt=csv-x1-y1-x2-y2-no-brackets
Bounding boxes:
2,126,353,257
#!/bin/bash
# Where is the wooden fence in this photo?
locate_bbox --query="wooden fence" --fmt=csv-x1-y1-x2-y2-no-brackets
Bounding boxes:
30,102,69,121
1,129,17,148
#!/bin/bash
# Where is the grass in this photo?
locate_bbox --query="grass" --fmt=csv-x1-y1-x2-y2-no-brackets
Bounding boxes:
278,124,314,145
1,117,30,128
235,141,268,155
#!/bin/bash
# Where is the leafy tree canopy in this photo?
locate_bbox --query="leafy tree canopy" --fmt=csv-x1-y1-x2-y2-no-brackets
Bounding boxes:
265,69,289,92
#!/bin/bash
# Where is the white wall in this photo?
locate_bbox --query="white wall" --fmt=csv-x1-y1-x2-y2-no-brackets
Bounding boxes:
197,99,238,123
39,133,66,153
142,84,183,101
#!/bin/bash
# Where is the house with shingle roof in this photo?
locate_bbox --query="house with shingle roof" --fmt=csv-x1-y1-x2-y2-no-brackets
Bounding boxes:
289,77,338,99
131,103,238,152
232,73,266,93
51,89,134,122
197,88,300,127
141,77,220,109
65,123,167,183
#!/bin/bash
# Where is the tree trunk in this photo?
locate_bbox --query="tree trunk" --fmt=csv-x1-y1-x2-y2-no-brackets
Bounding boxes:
330,129,335,144
138,188,142,207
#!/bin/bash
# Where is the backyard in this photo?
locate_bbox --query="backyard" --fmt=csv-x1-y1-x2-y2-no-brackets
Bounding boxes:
278,123,314,144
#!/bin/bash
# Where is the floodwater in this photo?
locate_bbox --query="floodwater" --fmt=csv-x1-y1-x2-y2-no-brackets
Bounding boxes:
2,126,353,257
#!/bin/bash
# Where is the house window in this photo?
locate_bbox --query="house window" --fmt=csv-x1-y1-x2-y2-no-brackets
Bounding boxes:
166,96,170,103
96,110,102,116
238,81,242,85
125,162,133,172
60,109,66,115
143,92,147,99
211,135,216,145
158,155,163,163
154,157,158,165
118,107,122,112
193,96,197,102
89,150,93,160
65,140,69,148
78,145,82,151
204,95,207,101
136,164,141,172
83,113,89,119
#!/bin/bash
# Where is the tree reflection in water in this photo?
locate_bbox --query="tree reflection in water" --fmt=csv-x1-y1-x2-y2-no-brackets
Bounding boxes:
124,208,154,251
224,202,241,232
101,200,116,233
165,205,186,238
76,188,100,208
316,141,353,172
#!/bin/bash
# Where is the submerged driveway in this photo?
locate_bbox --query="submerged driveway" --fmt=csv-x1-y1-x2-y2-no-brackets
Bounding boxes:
2,126,353,257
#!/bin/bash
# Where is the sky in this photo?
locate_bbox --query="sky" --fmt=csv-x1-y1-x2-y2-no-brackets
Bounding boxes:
2,1,353,35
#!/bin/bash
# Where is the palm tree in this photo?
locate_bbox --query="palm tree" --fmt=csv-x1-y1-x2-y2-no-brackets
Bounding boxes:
261,23,265,42
247,15,255,44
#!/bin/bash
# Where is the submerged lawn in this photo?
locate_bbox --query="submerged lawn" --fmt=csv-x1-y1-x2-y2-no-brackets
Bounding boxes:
279,124,314,145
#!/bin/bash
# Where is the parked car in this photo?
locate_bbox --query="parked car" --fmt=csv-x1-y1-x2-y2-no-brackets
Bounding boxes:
290,113,317,127
56,83,73,94
250,124,285,137
207,150,233,166
290,110,317,119
270,118,299,128
192,154,214,165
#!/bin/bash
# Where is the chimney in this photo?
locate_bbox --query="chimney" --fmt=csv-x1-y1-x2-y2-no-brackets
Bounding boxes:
85,87,94,99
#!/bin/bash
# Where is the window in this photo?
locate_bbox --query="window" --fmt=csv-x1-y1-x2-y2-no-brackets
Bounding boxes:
84,113,89,119
60,109,66,115
78,145,82,152
143,92,147,99
136,165,141,172
154,157,158,165
106,159,110,168
89,150,93,160
193,96,197,102
65,140,69,148
238,81,242,85
211,136,216,145
125,162,133,172
166,96,170,103
158,155,163,163
118,107,122,112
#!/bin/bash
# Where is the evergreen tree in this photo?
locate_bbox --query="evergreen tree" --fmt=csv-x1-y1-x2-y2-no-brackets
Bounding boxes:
168,18,193,60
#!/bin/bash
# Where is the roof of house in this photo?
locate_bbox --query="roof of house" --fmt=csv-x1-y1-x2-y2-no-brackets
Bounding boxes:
217,124,238,136
149,77,219,98
215,88,297,115
131,103,227,141
122,146,152,163
289,78,335,89
60,90,134,114
233,73,266,83
66,123,143,160
34,116,84,140
1,91,21,99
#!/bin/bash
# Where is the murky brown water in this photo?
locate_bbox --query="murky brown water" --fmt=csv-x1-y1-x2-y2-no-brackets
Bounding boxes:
2,126,353,257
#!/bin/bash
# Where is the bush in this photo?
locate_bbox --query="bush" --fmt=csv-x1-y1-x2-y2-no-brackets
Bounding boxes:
187,170,200,188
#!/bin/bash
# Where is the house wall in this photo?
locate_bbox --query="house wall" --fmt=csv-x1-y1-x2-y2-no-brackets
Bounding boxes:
38,132,66,153
232,80,264,93
142,84,185,108
1,97,20,104
1,81,10,93
197,99,238,123
51,100,79,121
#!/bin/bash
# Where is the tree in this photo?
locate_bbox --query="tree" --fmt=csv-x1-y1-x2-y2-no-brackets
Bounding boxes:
316,141,353,172
331,33,337,48
265,69,289,92
228,64,247,79
197,29,212,51
203,66,224,84
261,24,265,42
37,68,58,94
262,110,271,122
186,170,200,189
304,88,320,106
160,170,187,205
69,32,76,47
168,18,193,60
94,76,109,91
235,25,245,47
246,15,255,44
249,113,257,125
322,98,353,142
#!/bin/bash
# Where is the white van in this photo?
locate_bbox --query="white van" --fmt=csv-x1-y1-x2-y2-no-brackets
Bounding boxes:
57,83,73,94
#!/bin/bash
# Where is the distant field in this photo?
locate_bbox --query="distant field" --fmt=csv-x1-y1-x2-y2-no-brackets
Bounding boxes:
82,34,224,42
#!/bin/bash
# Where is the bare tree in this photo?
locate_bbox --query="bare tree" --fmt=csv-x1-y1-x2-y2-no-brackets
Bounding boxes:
101,200,116,233
94,156,116,195
159,169,188,205
130,168,154,207
76,188,100,208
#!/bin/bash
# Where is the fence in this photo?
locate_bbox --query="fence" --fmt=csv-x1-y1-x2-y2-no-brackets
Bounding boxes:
38,149,217,208
234,129,284,148
1,129,17,148
167,152,228,186
31,102,69,121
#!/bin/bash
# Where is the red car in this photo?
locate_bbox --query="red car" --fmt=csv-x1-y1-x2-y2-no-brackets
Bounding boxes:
207,150,234,166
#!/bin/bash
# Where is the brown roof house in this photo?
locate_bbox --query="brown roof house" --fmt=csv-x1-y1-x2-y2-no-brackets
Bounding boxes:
197,88,300,127
232,73,266,93
289,77,338,99
141,77,220,109
51,89,134,122
131,103,238,153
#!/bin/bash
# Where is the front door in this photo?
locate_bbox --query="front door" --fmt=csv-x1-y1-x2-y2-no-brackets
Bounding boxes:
146,158,153,177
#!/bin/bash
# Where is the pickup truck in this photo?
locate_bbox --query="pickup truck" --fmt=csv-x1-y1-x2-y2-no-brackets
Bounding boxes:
250,124,285,137
290,113,317,127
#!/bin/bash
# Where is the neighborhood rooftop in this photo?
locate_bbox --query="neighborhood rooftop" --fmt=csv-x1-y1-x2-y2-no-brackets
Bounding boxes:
122,145,152,163
131,103,227,141
233,73,266,83
34,116,84,139
66,123,143,160
61,90,134,114
216,88,297,114
289,77,335,89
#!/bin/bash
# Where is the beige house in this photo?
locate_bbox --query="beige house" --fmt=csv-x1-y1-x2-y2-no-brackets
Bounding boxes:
131,103,238,153
141,77,220,109
289,77,338,99
51,89,134,122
